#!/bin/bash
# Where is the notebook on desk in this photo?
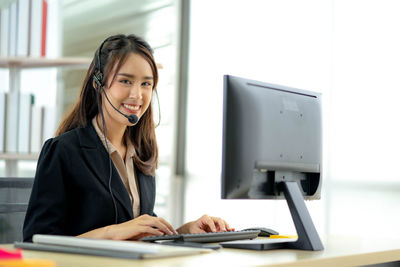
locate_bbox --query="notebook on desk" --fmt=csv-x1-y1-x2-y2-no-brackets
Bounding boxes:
14,234,211,259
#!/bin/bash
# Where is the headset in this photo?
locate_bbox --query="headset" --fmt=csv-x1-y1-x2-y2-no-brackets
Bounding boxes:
93,36,161,223
94,38,139,124
93,36,138,224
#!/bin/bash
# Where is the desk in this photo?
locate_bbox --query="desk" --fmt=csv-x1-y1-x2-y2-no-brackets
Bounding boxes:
2,236,400,267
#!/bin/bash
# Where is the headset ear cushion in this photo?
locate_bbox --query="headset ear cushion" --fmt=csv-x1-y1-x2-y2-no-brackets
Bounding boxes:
93,72,103,90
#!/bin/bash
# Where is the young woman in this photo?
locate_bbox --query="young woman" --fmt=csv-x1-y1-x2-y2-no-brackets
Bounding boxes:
23,34,233,242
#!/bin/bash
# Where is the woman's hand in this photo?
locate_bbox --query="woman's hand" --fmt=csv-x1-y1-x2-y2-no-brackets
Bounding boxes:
176,214,235,234
78,214,177,240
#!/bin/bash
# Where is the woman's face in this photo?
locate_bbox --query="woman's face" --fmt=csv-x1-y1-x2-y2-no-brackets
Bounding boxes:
102,52,154,127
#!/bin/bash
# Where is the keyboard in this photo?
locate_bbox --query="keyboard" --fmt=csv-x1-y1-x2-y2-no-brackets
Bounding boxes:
140,230,260,243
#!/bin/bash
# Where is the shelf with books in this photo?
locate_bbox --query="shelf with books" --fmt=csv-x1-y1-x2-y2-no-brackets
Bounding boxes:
0,56,91,177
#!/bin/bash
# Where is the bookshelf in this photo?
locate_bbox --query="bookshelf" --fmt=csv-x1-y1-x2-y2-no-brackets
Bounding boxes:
0,56,91,176
0,153,39,160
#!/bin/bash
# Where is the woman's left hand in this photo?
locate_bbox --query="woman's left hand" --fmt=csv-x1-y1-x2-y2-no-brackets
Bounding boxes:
176,214,235,234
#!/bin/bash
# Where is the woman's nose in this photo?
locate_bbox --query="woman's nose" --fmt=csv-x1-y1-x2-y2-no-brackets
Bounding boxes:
129,83,142,99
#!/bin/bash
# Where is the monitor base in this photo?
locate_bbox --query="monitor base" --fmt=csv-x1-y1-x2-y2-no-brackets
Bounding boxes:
221,181,324,251
220,239,296,250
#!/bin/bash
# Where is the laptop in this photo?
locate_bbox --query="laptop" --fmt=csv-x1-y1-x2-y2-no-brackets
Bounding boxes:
14,234,212,259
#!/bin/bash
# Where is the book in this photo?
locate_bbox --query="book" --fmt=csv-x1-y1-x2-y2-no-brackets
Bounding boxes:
0,6,10,57
5,91,19,153
42,105,55,142
0,92,5,153
16,0,30,57
29,0,43,57
30,104,43,153
41,0,47,57
8,1,18,57
18,93,32,153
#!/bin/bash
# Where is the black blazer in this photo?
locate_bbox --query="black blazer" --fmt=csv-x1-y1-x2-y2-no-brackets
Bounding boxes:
23,124,156,242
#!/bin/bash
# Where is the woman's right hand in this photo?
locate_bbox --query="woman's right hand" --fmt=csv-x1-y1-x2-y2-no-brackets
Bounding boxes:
104,214,177,240
78,214,177,240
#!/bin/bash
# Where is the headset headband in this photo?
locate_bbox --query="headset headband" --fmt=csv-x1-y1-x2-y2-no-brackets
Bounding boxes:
95,36,122,86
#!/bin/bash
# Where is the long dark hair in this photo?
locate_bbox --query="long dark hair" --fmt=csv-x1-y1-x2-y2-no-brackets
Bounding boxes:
56,34,159,175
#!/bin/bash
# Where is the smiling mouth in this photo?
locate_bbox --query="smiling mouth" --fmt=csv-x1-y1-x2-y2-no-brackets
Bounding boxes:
123,103,140,112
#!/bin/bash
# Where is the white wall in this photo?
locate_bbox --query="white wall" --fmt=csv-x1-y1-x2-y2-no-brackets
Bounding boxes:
184,0,400,237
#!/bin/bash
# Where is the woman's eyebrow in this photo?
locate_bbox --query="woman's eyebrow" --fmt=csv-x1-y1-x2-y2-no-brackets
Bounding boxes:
117,73,153,80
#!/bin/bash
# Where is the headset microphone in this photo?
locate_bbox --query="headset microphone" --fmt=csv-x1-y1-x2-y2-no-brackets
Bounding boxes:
93,71,139,124
102,88,139,124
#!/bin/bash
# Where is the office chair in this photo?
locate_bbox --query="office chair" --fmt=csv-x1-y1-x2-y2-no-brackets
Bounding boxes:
0,177,34,244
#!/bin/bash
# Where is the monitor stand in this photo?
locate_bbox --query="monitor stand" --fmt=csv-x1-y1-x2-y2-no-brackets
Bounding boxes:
221,181,324,251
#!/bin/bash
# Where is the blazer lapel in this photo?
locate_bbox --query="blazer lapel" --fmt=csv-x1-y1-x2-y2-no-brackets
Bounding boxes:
77,124,134,220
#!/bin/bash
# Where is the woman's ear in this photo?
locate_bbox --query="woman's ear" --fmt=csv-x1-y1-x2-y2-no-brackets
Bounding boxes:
92,79,98,91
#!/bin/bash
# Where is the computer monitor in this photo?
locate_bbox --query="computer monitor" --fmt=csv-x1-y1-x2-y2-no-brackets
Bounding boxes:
221,75,324,251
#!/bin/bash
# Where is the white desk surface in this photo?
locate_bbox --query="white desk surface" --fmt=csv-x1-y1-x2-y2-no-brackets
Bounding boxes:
2,235,400,267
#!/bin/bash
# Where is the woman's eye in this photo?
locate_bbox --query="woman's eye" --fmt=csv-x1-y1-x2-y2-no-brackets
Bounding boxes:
142,81,153,87
120,79,131,84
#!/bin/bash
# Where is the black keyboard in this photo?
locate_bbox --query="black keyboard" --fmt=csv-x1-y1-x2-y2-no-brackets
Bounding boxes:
140,230,260,243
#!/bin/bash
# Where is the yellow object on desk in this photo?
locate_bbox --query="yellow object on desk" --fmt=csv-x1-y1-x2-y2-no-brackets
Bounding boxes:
269,235,298,239
0,259,56,267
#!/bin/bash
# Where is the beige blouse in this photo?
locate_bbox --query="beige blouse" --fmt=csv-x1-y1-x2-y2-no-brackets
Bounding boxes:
92,117,140,218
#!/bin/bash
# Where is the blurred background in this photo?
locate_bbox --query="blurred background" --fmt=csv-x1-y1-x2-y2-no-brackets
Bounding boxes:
1,0,399,238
